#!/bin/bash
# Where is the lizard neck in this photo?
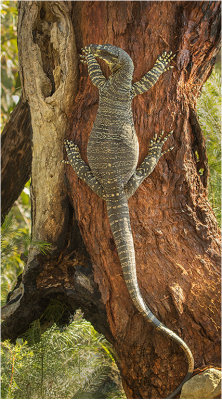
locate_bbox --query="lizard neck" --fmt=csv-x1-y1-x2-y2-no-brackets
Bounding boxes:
95,60,134,126
110,58,134,91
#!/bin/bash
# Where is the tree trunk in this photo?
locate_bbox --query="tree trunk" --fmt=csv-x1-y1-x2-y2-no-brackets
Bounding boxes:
2,2,221,399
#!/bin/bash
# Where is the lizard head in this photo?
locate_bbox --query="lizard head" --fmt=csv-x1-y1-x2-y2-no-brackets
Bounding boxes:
88,44,134,73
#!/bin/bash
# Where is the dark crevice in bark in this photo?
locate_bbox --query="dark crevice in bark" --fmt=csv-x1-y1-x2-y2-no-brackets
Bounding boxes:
32,3,62,97
2,250,111,343
71,2,84,52
189,107,209,187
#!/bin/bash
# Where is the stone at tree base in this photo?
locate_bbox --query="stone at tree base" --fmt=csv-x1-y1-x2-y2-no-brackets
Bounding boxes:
180,368,221,399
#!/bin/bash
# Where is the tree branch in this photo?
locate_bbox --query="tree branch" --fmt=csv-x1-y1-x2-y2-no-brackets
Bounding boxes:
1,98,32,223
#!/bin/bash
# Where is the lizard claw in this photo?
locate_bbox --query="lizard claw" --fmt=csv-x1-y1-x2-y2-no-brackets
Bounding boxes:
156,130,165,143
81,46,91,55
80,46,94,64
161,146,174,156
153,132,158,141
79,54,88,64
162,130,173,143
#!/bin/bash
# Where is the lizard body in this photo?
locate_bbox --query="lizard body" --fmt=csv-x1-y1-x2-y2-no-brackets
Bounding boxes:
64,44,194,398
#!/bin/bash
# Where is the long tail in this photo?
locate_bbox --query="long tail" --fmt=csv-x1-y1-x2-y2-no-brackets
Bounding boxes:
106,193,194,398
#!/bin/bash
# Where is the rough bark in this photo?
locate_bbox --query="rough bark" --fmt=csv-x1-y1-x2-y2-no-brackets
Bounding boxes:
1,99,32,223
2,2,221,399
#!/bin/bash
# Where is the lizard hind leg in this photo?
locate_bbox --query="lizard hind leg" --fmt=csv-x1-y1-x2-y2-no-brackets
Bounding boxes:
64,139,106,199
124,130,174,199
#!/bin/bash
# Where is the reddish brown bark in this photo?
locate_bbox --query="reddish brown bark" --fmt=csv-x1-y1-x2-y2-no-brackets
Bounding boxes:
2,2,221,399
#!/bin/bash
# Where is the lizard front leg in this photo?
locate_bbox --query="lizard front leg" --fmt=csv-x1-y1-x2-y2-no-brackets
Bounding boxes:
124,131,174,199
80,46,107,90
131,51,175,97
64,140,105,199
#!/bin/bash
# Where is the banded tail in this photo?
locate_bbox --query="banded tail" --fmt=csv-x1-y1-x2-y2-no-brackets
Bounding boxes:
106,192,194,398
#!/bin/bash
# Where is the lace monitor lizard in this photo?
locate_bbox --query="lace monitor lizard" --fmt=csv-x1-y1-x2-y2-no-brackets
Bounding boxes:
64,44,194,398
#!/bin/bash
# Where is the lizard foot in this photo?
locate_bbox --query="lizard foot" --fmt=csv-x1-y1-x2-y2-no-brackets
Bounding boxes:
149,130,174,159
79,46,92,64
156,51,176,72
64,139,81,160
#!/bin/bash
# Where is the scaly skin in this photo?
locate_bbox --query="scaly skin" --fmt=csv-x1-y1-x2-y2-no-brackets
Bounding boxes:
64,44,194,398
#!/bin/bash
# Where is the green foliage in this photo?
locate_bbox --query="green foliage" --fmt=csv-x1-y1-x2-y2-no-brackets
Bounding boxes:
1,312,125,399
1,185,30,304
1,182,52,305
1,339,34,399
197,69,221,225
1,1,21,127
